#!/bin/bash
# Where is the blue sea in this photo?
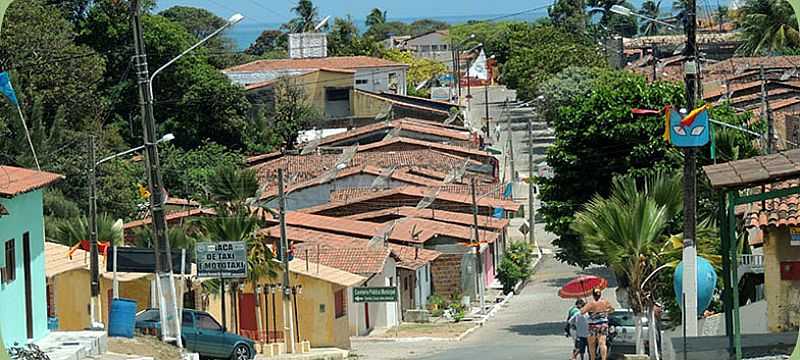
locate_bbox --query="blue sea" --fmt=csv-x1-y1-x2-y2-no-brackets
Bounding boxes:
227,13,547,50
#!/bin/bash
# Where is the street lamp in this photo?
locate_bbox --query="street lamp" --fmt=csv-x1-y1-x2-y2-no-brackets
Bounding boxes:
608,4,676,28
148,13,244,99
451,34,476,101
87,133,175,327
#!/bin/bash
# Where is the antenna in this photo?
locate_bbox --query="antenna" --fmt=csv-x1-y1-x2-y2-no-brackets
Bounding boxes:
370,165,397,190
416,187,440,210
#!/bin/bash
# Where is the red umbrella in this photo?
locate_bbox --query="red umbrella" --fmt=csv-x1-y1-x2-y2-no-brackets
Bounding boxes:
558,275,608,299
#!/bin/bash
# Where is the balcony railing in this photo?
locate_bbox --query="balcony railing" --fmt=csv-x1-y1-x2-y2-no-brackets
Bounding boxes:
738,254,764,274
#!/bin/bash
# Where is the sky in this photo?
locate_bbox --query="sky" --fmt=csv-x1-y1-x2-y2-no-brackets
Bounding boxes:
153,0,556,24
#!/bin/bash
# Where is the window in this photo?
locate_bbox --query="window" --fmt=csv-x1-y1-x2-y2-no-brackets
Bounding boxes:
326,88,350,102
355,79,368,85
182,311,194,326
2,239,15,284
196,313,222,331
334,289,346,318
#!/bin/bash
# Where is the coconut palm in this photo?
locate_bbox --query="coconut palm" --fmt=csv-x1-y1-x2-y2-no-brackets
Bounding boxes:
365,8,386,28
282,0,323,33
46,213,124,246
639,0,663,35
196,165,278,340
571,171,681,355
737,0,800,55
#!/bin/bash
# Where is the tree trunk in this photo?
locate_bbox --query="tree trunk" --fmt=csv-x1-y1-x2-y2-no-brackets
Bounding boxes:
648,307,660,360
635,311,645,354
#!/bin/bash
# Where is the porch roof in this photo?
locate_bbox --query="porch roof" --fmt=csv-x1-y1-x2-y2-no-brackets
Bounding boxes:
703,149,800,190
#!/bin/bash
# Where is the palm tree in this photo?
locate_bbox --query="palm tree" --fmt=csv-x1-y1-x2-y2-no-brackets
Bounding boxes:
365,8,386,28
737,0,800,55
639,0,663,35
196,166,277,339
572,171,681,355
282,0,322,33
47,213,124,246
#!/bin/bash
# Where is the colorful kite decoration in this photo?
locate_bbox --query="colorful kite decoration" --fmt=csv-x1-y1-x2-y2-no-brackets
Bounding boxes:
665,104,711,148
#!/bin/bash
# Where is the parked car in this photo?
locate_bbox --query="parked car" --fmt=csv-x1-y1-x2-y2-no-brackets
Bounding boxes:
135,308,256,360
608,309,666,359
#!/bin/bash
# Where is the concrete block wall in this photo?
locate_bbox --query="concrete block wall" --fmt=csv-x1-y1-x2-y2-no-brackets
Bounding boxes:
430,254,463,297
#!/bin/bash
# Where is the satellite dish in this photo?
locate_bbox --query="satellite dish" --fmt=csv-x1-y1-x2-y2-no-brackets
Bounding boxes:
314,16,330,31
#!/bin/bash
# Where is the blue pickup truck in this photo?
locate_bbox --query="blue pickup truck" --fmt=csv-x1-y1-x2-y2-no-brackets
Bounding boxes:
135,308,256,360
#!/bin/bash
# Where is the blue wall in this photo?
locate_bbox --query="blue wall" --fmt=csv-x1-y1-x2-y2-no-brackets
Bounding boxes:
0,190,48,347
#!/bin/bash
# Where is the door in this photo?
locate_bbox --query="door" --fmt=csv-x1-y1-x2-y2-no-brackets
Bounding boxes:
181,310,197,352
195,312,224,357
237,294,258,341
364,303,370,329
23,233,33,339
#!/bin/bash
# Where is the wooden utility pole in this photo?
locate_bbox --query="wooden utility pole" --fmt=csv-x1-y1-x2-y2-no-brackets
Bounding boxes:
470,179,485,314
760,66,775,153
681,0,700,339
278,169,296,353
88,135,100,326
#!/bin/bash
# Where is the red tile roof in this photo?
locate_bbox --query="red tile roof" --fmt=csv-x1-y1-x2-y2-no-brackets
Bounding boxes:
391,217,499,243
357,137,495,164
0,166,63,198
312,119,473,148
328,182,504,203
302,185,520,215
294,245,392,275
224,56,407,73
345,206,509,230
745,181,800,230
260,211,431,243
124,208,217,230
259,225,440,270
249,149,486,197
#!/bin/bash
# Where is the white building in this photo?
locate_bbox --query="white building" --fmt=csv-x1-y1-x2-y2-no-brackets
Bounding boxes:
223,56,409,96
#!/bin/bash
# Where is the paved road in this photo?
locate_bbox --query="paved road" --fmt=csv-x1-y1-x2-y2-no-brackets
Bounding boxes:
351,227,620,360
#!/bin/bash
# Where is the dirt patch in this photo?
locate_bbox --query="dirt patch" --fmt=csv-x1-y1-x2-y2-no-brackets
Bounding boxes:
391,322,475,338
107,335,181,360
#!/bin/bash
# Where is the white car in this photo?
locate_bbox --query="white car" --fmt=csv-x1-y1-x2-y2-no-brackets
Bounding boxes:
608,309,661,357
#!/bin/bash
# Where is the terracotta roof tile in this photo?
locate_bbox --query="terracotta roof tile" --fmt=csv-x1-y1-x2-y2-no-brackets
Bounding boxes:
224,56,407,73
259,211,429,243
357,137,495,164
745,181,800,231
0,166,63,198
328,182,504,203
344,206,509,230
288,258,365,287
260,225,440,270
312,119,473,148
293,245,391,275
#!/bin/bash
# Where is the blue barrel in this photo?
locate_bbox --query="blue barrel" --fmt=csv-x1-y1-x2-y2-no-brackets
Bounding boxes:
47,317,59,330
108,298,137,338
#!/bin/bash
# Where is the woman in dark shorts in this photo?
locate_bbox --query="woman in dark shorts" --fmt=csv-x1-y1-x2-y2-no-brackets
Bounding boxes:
581,288,614,360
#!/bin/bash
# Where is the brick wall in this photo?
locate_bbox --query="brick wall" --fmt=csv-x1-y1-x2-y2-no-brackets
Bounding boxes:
431,253,463,297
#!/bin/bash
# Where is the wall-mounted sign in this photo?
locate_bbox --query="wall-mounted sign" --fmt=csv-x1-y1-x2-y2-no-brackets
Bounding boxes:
790,227,800,246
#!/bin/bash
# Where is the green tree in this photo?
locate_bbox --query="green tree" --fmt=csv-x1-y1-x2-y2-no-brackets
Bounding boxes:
364,21,409,41
502,24,606,100
246,29,288,57
328,16,380,56
538,69,684,266
159,6,247,69
47,213,124,246
572,171,681,354
159,142,245,201
269,77,320,150
407,19,448,36
448,22,519,65
382,49,448,94
736,0,800,55
365,8,386,28
283,0,322,32
639,0,663,35
549,0,587,33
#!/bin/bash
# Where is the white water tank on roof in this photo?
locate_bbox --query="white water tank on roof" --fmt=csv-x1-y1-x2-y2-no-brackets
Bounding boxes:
289,33,327,59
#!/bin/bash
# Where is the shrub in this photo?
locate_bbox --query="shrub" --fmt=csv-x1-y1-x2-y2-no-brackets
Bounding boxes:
497,242,535,294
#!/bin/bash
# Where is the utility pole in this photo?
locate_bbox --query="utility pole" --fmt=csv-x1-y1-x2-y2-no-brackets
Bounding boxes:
130,0,179,346
278,169,296,353
484,83,490,136
88,135,100,327
506,102,516,182
760,66,775,153
681,0,700,339
470,179,485,315
451,39,458,102
527,117,536,249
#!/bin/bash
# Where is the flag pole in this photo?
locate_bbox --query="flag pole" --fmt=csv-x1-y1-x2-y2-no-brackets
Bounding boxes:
16,104,40,170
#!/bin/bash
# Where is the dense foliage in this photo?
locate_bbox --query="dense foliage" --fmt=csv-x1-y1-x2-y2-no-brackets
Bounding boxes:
496,242,535,294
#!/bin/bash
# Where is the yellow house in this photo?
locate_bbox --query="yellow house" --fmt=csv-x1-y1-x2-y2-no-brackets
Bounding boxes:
204,258,364,350
44,242,153,330
245,68,356,120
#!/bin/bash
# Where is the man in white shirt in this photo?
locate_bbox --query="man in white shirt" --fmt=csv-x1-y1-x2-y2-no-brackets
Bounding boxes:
569,302,590,360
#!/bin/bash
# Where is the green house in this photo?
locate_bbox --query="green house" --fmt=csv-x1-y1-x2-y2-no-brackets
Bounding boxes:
0,166,62,347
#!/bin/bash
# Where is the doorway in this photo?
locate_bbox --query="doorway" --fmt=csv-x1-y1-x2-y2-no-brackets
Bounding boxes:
23,232,33,339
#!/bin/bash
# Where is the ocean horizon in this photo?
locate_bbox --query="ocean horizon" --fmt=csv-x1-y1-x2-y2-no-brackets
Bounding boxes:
227,12,548,50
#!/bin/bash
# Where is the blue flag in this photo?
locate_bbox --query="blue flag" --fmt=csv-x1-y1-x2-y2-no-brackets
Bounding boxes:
503,182,513,199
0,71,18,106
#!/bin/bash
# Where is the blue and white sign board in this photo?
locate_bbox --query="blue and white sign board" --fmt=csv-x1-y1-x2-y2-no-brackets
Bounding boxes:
196,241,248,278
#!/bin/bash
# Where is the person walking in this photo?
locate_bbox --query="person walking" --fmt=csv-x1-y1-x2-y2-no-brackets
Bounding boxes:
582,288,614,360
569,299,589,360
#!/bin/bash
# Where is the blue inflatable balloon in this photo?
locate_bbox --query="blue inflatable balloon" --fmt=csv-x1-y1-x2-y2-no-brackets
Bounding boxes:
673,256,717,314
